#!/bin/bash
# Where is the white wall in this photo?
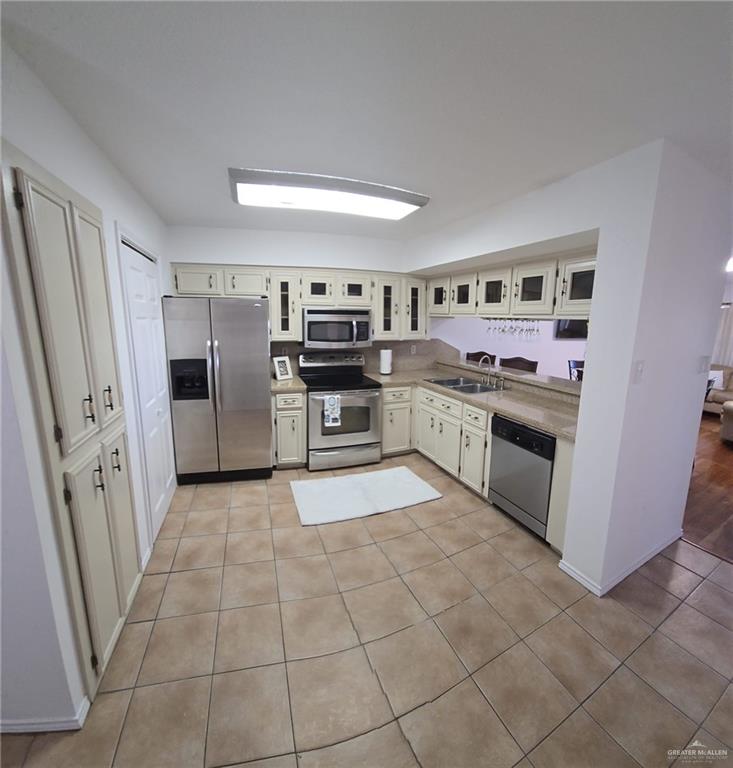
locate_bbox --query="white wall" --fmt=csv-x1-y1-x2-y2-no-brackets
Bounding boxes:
409,140,730,593
430,316,586,379
165,225,403,292
1,44,167,727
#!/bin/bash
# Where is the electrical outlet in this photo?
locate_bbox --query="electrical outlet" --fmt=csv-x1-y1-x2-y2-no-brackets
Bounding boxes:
281,347,287,356
410,345,417,355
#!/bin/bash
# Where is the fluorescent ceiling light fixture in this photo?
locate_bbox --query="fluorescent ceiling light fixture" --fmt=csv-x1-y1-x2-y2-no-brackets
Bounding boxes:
727,256,733,272
228,168,429,220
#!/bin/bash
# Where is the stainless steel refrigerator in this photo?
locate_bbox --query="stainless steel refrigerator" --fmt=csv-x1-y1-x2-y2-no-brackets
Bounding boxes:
162,296,272,482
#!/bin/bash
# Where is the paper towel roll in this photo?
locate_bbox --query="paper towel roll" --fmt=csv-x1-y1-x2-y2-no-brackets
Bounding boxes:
380,349,393,375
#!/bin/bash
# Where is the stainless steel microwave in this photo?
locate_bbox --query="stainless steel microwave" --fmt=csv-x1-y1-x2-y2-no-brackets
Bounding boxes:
303,308,372,349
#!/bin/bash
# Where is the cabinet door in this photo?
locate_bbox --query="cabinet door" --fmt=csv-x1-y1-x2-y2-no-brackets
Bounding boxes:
101,432,140,614
301,272,335,305
459,423,486,493
382,403,411,454
402,279,426,339
510,261,557,315
65,451,122,671
174,266,223,295
556,257,595,316
477,268,513,317
427,277,451,316
17,171,99,455
435,415,462,476
270,271,302,341
72,206,123,425
450,274,477,315
373,278,401,340
336,273,371,306
416,404,436,460
224,268,269,296
276,411,305,465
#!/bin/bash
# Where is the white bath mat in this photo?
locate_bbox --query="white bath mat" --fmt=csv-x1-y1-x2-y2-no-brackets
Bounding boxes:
291,466,442,526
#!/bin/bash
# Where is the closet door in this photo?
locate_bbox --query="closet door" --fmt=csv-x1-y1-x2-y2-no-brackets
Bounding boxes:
72,205,123,425
16,171,98,454
102,431,140,614
64,450,122,672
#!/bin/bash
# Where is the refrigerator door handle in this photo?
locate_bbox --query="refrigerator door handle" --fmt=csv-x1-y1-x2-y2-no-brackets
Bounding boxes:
213,339,222,412
206,339,214,407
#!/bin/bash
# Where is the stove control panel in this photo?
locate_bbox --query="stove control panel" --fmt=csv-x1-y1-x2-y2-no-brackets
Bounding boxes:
299,353,365,368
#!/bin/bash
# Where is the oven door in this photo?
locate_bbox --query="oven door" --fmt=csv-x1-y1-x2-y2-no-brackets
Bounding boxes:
308,390,382,449
304,312,371,348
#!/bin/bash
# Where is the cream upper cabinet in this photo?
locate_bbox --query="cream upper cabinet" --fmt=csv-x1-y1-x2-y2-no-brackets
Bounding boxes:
556,256,595,317
427,277,451,316
101,431,139,614
382,402,411,455
477,267,513,317
64,449,122,673
224,268,269,296
402,278,427,339
270,271,302,341
459,422,486,493
174,265,223,295
17,171,99,454
450,274,477,315
301,271,335,305
72,206,123,425
373,276,401,341
510,261,557,315
336,273,371,306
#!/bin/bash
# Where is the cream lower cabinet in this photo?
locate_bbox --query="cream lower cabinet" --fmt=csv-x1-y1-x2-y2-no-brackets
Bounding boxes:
416,388,462,476
460,423,487,493
274,393,306,466
382,387,412,455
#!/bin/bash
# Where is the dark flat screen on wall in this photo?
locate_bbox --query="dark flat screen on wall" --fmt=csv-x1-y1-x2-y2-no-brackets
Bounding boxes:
554,319,589,339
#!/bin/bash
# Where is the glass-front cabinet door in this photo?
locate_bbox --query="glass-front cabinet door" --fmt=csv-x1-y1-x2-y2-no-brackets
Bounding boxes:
336,273,371,306
449,274,477,315
556,257,596,317
510,261,557,315
476,267,513,316
402,278,426,339
427,277,451,316
270,271,302,341
373,277,401,340
301,271,335,305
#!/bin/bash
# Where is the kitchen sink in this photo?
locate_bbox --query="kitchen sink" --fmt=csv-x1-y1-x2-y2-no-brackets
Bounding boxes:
452,382,495,394
425,377,476,387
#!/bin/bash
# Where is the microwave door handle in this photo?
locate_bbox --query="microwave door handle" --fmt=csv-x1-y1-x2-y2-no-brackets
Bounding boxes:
213,339,222,413
206,340,214,407
352,319,357,346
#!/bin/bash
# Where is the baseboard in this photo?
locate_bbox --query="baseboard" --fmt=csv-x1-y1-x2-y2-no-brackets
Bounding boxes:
560,527,683,596
139,544,152,571
1,696,90,733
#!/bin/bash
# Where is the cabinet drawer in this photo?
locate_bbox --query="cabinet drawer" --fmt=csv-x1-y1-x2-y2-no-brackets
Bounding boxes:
383,387,411,403
463,405,488,429
275,393,304,409
418,388,463,418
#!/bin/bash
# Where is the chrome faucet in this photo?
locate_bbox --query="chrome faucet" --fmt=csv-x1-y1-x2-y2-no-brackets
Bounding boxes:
477,354,493,385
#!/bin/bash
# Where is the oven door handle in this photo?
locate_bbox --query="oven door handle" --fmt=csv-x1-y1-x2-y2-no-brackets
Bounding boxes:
309,390,381,400
352,319,357,346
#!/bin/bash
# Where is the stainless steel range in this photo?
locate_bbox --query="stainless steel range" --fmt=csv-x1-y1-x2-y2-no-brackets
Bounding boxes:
299,352,382,470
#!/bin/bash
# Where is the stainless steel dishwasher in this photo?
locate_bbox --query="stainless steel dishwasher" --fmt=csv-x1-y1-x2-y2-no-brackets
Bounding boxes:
488,415,556,539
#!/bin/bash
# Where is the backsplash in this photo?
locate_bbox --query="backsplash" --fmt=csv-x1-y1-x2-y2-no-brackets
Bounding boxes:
270,339,460,373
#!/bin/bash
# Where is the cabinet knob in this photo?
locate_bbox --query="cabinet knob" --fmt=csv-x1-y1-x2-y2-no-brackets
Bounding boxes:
232,275,236,289
209,274,214,289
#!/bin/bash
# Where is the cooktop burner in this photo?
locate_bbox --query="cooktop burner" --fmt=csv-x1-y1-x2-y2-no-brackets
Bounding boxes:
297,352,382,392
300,373,382,393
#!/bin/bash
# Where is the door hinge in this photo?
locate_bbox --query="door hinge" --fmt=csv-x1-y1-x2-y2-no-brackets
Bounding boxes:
553,296,557,307
63,486,72,505
53,424,63,443
556,268,560,278
484,438,488,449
13,188,24,210
90,653,99,672
174,273,179,290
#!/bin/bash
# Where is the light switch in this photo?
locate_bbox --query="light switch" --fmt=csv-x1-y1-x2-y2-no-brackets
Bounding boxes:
632,360,644,384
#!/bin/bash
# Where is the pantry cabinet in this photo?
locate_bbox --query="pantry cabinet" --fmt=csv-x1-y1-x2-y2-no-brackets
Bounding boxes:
174,265,223,295
373,277,402,340
270,271,302,341
450,273,478,314
555,256,595,316
336,272,371,306
477,267,513,317
402,278,427,339
223,267,269,296
510,261,557,315
427,277,451,316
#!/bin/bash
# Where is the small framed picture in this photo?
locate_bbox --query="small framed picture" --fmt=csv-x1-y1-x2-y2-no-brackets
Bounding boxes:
273,355,293,381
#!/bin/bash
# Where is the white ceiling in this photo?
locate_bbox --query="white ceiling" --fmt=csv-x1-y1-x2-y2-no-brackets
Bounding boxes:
3,2,731,239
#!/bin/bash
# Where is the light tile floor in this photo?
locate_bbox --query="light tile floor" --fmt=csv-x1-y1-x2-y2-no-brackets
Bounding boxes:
3,453,733,768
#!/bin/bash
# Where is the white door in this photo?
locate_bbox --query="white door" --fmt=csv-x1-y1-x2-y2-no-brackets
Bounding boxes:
120,243,175,538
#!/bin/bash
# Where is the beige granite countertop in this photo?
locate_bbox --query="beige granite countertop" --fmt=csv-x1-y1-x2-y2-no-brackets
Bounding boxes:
367,366,578,442
270,375,307,393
